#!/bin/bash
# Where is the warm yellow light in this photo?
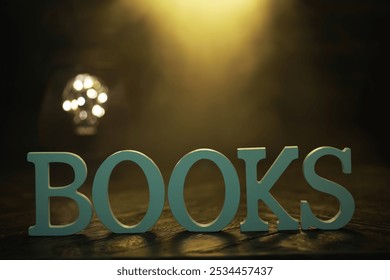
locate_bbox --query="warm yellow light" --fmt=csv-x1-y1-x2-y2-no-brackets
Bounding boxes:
97,92,108,104
121,0,269,95
62,73,109,135
71,99,78,110
83,76,94,89
77,97,86,106
92,105,105,118
151,0,259,21
62,100,71,111
87,88,98,99
136,0,262,45
73,80,83,91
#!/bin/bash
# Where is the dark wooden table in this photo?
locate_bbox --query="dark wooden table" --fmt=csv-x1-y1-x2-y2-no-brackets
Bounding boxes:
1,158,389,260
2,0,389,262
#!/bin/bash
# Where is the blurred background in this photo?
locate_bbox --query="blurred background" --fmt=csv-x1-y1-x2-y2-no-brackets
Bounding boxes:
2,0,389,180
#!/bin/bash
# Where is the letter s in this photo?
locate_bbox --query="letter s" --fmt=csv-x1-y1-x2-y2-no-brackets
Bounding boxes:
301,147,355,230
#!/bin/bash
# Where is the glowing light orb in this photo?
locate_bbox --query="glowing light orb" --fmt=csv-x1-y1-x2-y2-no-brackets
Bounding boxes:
62,73,109,135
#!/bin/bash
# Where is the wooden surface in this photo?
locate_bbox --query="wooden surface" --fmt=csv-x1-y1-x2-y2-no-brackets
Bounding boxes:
1,159,389,260
2,0,389,261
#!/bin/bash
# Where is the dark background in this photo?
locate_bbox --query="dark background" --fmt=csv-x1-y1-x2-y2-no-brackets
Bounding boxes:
2,0,389,178
1,0,390,260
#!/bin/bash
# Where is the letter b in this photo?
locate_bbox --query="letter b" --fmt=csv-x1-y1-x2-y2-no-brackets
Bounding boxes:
28,152,92,236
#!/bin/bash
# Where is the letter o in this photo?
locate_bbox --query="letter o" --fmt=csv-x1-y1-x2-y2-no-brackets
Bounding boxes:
92,150,165,233
168,149,240,232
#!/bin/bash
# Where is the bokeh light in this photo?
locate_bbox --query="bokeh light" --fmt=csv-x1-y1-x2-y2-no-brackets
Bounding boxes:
62,73,109,135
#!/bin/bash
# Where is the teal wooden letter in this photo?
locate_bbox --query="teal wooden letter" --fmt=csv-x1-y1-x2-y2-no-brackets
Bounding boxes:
27,152,92,236
238,147,299,231
301,147,355,230
168,149,240,232
92,151,165,233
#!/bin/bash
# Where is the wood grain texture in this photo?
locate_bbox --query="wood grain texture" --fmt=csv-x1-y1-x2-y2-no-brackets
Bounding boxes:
2,0,389,261
1,162,389,260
